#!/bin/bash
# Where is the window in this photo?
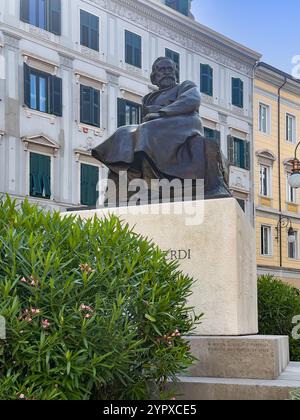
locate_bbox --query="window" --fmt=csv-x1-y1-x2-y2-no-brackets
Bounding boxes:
30,152,51,199
259,103,270,134
204,127,220,146
228,136,250,170
232,78,244,108
80,10,99,52
165,49,180,82
80,85,100,128
117,98,142,127
287,174,297,203
24,64,62,116
236,198,246,212
125,31,142,68
286,114,296,143
288,231,298,260
81,164,99,207
261,225,272,256
200,64,213,97
260,165,271,197
20,0,61,35
165,0,189,16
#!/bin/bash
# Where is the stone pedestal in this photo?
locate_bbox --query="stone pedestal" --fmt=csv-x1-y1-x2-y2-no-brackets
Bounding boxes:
67,198,258,336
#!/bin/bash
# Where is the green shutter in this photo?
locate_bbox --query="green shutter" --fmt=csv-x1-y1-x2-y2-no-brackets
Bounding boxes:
93,89,100,128
90,14,99,51
117,98,126,127
201,64,213,96
50,75,62,117
232,78,244,108
81,164,99,207
245,141,251,170
48,0,61,35
30,153,51,198
20,0,30,23
24,63,31,107
227,135,234,165
80,85,92,125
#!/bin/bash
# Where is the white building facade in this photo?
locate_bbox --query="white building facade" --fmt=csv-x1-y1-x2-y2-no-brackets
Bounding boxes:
0,0,261,215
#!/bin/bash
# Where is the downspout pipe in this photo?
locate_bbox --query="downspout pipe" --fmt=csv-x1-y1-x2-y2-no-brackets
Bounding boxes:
278,77,288,267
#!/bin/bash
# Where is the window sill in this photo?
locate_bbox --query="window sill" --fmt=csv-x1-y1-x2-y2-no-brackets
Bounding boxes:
77,123,105,137
24,107,56,124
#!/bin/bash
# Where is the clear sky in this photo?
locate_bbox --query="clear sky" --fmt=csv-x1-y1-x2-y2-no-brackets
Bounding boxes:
191,0,300,75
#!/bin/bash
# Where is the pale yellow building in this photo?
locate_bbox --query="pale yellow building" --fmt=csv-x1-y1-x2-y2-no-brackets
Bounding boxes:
254,63,300,288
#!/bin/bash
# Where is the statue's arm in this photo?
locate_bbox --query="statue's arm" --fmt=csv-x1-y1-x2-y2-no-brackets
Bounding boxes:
159,81,201,117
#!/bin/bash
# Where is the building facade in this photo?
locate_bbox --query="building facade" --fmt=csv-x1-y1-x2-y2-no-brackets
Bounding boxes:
0,0,260,215
255,62,300,287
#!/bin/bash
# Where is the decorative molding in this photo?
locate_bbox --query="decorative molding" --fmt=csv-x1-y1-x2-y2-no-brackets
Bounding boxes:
120,87,143,103
229,127,249,140
74,147,105,167
24,107,56,124
59,53,74,69
21,134,60,157
77,123,105,137
75,71,107,91
2,32,21,49
256,150,277,166
22,52,59,75
87,0,259,76
229,167,251,193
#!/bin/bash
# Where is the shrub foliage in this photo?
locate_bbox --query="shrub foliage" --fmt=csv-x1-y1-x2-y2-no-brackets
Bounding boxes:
258,275,300,361
0,196,199,400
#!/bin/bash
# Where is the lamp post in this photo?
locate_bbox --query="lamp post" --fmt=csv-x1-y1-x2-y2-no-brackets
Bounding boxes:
275,216,296,244
288,141,300,188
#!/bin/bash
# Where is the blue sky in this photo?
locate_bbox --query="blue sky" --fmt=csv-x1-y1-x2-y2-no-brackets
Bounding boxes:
191,0,300,75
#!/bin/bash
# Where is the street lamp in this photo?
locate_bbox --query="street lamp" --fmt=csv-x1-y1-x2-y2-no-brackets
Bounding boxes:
275,216,296,244
288,141,300,188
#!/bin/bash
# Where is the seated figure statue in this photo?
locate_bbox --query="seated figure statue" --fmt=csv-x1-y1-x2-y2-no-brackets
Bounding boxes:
92,57,231,205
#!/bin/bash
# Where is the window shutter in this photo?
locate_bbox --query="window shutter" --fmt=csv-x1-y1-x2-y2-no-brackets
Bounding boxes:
208,66,213,96
81,164,88,205
245,141,251,170
20,0,30,23
81,164,98,206
214,130,221,147
133,34,141,68
50,75,62,117
90,14,99,51
24,63,31,107
80,10,89,47
30,153,40,196
93,89,100,128
117,98,126,128
80,85,92,125
40,155,51,198
49,0,61,35
227,135,234,165
239,79,244,108
125,31,132,65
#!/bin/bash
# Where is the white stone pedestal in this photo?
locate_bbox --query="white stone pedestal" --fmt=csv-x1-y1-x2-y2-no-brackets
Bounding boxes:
67,198,258,336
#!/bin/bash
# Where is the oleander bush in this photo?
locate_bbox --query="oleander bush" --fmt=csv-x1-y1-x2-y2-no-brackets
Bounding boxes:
258,275,300,361
0,196,200,400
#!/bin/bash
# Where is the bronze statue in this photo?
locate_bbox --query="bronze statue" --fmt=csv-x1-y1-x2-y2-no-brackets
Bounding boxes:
92,57,231,204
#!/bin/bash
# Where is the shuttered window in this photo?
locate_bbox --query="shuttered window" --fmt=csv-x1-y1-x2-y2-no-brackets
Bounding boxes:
80,10,99,52
204,128,220,146
81,164,99,207
125,31,142,68
30,153,51,199
227,136,250,170
80,85,100,128
117,98,142,128
24,63,62,116
20,0,61,35
200,64,213,96
232,78,244,108
165,49,180,82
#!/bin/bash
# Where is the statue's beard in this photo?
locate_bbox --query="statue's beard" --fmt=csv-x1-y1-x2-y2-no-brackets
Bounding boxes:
158,76,176,88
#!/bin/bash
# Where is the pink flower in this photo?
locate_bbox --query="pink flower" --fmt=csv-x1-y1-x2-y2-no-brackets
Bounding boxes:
41,319,51,329
18,393,26,400
85,314,92,319
20,277,27,284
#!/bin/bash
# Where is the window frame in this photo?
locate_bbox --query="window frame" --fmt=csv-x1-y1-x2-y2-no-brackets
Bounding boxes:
288,230,299,260
259,164,272,198
125,30,142,69
286,113,296,144
259,102,270,134
29,151,52,200
261,225,273,257
20,0,61,35
80,9,100,52
80,84,101,128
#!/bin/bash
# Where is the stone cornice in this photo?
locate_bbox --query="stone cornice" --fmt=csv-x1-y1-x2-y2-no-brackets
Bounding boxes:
256,63,300,96
87,0,261,76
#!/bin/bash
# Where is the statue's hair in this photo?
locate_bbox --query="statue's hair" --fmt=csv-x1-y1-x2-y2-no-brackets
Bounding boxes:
150,57,179,86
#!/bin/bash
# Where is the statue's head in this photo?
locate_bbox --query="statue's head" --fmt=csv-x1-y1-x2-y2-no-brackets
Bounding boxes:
150,57,178,89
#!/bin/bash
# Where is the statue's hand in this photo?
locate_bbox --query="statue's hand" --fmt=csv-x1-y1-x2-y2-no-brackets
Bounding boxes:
143,112,161,122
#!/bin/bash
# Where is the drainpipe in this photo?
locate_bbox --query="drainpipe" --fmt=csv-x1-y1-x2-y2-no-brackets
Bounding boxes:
278,77,288,267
